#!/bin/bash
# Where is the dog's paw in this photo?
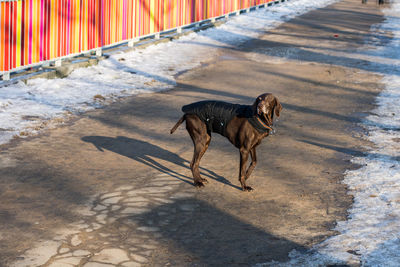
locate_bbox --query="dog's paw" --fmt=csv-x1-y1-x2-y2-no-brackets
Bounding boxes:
242,186,254,192
200,178,209,184
194,181,206,188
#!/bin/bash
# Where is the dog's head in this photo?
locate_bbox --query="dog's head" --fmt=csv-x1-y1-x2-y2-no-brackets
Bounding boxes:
253,93,282,129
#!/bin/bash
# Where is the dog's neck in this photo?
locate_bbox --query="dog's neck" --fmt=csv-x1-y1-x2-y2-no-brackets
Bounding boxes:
255,114,274,132
247,113,274,134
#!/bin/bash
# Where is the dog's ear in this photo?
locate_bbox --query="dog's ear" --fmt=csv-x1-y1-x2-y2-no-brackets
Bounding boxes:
274,97,282,117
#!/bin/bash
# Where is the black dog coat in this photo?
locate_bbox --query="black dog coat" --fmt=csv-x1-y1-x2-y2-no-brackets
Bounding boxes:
182,101,270,137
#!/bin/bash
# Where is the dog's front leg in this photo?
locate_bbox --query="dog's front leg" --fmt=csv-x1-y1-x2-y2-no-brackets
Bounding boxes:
245,148,257,181
239,148,253,191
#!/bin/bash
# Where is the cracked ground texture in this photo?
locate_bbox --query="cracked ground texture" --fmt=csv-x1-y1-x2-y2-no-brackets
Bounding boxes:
0,0,387,266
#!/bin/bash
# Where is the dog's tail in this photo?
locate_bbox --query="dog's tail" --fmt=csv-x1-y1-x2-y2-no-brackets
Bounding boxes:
170,115,185,134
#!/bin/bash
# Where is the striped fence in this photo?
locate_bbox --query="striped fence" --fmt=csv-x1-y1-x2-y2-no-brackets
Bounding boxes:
0,0,276,79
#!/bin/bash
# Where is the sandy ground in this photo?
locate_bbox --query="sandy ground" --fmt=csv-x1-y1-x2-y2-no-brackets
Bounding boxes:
0,0,387,266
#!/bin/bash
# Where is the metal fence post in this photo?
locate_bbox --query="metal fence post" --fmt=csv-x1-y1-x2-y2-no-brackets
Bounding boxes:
96,48,102,56
1,72,10,81
55,59,62,67
128,38,140,47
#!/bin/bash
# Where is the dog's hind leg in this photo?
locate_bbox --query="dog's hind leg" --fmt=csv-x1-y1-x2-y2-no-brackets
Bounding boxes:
186,115,211,187
191,138,211,187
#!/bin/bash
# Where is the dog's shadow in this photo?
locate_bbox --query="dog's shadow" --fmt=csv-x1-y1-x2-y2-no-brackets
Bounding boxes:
81,136,241,190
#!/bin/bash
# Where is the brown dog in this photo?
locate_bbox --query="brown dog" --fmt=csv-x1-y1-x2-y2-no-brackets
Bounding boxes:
170,93,282,191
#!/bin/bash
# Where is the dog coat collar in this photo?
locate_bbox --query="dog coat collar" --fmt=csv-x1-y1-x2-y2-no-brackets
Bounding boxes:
248,115,274,133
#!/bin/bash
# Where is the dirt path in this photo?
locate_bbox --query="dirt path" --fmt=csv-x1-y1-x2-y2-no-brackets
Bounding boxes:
0,0,386,266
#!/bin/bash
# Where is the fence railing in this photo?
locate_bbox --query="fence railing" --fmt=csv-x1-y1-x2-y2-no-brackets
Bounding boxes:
0,0,276,80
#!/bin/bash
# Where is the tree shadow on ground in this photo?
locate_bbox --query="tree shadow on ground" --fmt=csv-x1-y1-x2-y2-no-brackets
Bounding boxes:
0,158,92,266
81,135,242,190
128,197,347,266
300,139,400,162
